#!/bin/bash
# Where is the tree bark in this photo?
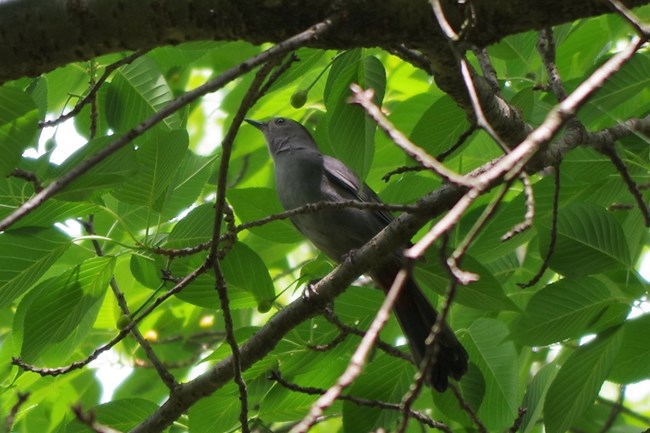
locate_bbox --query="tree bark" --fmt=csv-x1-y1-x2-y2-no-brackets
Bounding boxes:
1,0,649,84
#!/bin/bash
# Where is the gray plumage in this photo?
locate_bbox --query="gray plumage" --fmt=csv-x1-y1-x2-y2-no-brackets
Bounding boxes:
247,117,468,391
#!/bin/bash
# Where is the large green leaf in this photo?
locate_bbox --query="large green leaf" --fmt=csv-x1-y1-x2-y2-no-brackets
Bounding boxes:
188,383,241,433
221,241,276,305
539,203,631,277
609,313,650,384
112,129,188,212
105,56,182,132
415,254,519,312
463,318,518,431
342,354,412,433
511,277,628,346
54,135,139,200
165,203,214,249
64,398,160,433
227,187,303,244
544,328,623,433
0,227,70,308
519,363,559,433
0,87,39,177
409,95,470,158
325,50,386,180
14,256,115,364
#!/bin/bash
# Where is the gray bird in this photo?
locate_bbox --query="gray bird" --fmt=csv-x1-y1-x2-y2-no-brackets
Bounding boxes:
246,117,468,391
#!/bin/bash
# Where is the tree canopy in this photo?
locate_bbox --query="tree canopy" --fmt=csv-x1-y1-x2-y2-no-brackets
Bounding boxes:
1,1,650,433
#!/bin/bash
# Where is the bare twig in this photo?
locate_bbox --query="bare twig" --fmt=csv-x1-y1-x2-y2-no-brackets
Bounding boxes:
606,0,650,37
450,383,488,433
4,392,30,433
519,165,561,288
72,406,123,433
9,168,43,192
437,124,477,162
208,60,281,433
398,237,461,432
321,306,411,361
448,180,514,284
598,385,626,433
501,173,535,241
508,407,528,433
387,45,434,74
270,371,452,432
601,145,650,226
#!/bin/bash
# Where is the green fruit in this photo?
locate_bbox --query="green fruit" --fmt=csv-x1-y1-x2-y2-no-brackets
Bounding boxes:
290,90,308,108
257,300,273,313
116,314,131,330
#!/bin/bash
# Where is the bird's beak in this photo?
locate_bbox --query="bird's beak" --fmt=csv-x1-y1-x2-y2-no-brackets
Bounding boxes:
245,118,266,131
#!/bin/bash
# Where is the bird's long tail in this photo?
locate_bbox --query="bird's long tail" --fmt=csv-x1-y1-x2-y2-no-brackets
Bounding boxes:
371,266,468,392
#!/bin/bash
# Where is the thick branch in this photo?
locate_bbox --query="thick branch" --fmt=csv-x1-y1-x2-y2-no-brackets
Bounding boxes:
1,0,649,83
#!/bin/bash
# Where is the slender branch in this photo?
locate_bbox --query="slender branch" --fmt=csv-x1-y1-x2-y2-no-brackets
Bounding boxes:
321,306,412,361
519,165,561,288
450,383,488,433
606,0,650,37
207,60,280,433
501,173,535,241
9,168,43,192
4,392,30,433
598,385,626,433
601,145,650,226
72,406,123,433
269,371,451,432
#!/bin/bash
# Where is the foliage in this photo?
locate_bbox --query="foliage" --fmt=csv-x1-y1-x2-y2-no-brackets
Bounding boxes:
1,7,650,433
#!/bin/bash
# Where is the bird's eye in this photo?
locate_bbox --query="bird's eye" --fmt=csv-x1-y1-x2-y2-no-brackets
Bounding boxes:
275,118,285,125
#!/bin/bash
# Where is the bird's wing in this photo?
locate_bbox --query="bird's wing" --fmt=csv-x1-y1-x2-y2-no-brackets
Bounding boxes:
322,155,394,226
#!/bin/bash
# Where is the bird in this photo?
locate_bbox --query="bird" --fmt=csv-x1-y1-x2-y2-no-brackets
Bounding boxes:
246,117,468,391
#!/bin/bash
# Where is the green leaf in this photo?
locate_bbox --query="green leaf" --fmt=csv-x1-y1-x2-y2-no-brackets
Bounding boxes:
64,398,160,433
539,203,631,277
519,363,559,433
228,187,303,244
415,254,519,312
112,129,189,212
609,313,650,384
14,256,115,363
165,203,214,249
0,227,70,308
578,54,650,124
463,318,518,431
221,242,275,305
325,50,386,179
544,328,623,433
511,277,628,346
105,56,182,132
0,87,39,177
188,383,241,433
342,354,412,433
409,95,470,157
54,135,139,200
